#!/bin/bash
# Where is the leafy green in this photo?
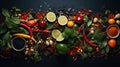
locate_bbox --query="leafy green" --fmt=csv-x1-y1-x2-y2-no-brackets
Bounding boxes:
10,17,20,24
99,19,103,24
3,32,10,42
47,23,54,29
33,44,39,50
84,15,89,22
101,40,107,48
12,6,21,11
0,23,7,34
93,29,105,42
87,20,92,27
106,46,109,53
28,14,33,20
2,8,10,17
31,51,41,62
105,10,111,15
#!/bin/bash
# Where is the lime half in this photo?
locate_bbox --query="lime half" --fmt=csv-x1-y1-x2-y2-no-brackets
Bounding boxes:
52,29,61,39
58,16,68,26
56,34,64,42
46,12,56,22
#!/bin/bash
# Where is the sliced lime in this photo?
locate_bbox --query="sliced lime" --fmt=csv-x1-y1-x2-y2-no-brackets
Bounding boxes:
56,34,64,42
52,29,61,39
58,16,68,25
46,12,56,22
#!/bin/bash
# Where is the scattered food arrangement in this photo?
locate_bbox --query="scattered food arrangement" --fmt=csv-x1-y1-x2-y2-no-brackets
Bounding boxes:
0,7,120,62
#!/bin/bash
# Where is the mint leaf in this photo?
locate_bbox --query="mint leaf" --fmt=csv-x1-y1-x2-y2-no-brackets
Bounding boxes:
3,32,10,43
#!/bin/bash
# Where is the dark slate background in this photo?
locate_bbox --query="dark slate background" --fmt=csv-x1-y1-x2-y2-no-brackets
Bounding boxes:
0,0,120,67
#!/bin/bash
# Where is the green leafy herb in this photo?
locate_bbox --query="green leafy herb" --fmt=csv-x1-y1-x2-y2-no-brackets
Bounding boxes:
12,6,21,11
93,29,105,42
105,10,111,15
84,15,89,22
106,46,109,53
87,20,92,27
2,8,10,17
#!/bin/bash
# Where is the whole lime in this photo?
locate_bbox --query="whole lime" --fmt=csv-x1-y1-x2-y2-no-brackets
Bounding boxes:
56,43,68,54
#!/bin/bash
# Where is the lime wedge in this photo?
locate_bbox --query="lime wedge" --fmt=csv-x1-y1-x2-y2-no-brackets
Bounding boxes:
46,12,56,22
56,34,64,42
52,29,61,39
58,16,68,25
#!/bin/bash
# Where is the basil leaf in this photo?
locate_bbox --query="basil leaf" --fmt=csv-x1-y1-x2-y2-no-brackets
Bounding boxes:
2,8,10,17
87,20,92,27
19,27,29,34
102,40,107,48
11,17,20,24
0,23,7,34
106,46,109,53
3,32,10,43
6,18,18,29
99,19,103,24
84,15,89,22
12,6,21,11
28,14,33,20
7,42,12,48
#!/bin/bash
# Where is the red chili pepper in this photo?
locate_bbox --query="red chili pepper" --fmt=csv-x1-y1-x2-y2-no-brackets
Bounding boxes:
77,26,82,33
20,13,29,20
83,33,97,47
32,29,49,33
108,13,114,19
19,23,33,37
26,19,39,27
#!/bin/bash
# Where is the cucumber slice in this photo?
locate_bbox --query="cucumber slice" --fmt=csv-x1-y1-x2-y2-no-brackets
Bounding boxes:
58,16,68,26
46,12,56,22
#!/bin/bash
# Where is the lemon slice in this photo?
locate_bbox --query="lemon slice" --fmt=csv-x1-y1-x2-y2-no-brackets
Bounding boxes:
58,16,68,25
56,34,64,42
46,12,56,22
52,29,61,39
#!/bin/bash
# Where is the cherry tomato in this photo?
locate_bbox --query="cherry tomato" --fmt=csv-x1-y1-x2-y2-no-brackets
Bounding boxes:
38,20,47,29
75,16,83,24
